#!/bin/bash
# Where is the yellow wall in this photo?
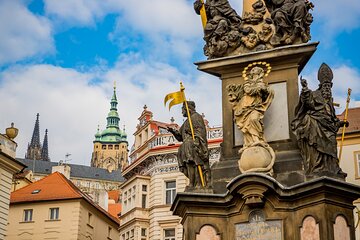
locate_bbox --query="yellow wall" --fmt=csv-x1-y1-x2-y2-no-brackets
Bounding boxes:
0,134,22,239
7,200,81,240
338,135,360,240
92,142,128,171
7,199,119,240
78,199,119,240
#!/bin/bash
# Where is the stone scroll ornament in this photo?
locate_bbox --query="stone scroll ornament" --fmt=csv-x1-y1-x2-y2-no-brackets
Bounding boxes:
193,0,314,59
227,62,275,175
291,63,347,179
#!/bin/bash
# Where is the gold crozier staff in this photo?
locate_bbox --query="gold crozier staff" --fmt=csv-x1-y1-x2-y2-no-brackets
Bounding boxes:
338,88,352,162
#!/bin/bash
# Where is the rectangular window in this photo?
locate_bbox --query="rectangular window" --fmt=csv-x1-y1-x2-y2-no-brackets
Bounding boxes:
23,209,33,222
142,194,147,208
356,152,360,177
115,145,119,150
108,227,112,238
88,212,93,225
164,228,175,240
102,145,106,149
141,228,147,237
49,207,59,220
108,145,113,150
165,181,176,204
142,185,147,192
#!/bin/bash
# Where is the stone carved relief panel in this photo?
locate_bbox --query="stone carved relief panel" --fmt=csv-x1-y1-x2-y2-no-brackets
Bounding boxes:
235,209,282,239
334,215,350,240
300,216,319,240
196,225,220,240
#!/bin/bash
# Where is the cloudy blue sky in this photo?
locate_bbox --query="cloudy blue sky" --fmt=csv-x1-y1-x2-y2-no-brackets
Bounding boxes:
1,0,359,165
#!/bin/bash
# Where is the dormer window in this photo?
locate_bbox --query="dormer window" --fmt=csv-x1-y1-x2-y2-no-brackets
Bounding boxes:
31,189,41,194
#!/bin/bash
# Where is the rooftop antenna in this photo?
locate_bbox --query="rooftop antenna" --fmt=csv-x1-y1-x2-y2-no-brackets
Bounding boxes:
59,153,72,165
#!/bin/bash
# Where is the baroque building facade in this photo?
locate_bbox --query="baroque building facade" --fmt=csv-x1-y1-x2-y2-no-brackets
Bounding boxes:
0,125,26,239
16,158,124,212
91,85,129,172
7,172,119,240
119,106,222,240
337,107,360,240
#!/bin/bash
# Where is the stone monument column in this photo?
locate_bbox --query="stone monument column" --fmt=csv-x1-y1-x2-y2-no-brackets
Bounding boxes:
172,1,360,240
197,42,318,191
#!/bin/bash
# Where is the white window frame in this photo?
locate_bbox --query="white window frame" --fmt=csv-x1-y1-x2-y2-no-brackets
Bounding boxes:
49,207,59,220
164,228,176,240
355,151,360,178
165,181,176,205
23,209,33,222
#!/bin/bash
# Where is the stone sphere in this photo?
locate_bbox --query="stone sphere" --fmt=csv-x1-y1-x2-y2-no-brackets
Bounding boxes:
239,146,273,172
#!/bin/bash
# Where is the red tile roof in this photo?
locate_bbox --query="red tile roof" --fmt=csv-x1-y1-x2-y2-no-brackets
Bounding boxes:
108,203,121,219
11,172,81,203
337,107,360,134
10,172,119,224
108,190,120,202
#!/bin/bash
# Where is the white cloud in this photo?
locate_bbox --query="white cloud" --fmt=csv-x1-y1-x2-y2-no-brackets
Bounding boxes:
301,64,360,114
109,0,204,61
314,0,360,34
0,58,221,166
44,0,201,38
0,64,107,165
114,0,201,38
44,0,118,26
0,1,53,65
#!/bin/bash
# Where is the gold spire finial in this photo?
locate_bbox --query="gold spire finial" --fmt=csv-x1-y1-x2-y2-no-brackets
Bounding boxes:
114,81,116,90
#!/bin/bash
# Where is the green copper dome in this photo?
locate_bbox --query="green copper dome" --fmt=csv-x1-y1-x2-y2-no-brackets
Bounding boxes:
107,111,119,118
93,84,128,144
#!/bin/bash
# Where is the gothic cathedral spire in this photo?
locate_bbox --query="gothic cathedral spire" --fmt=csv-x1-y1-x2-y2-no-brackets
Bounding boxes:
25,113,42,160
41,129,50,161
25,113,50,161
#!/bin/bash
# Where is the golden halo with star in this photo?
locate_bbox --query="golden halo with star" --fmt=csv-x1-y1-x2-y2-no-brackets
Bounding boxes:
242,61,272,81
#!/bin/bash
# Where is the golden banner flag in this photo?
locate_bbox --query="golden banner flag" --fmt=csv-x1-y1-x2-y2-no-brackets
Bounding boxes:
164,90,185,110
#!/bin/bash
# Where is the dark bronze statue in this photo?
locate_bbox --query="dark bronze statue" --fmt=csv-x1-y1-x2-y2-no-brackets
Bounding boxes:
194,0,242,59
291,63,348,179
264,0,314,45
167,101,211,189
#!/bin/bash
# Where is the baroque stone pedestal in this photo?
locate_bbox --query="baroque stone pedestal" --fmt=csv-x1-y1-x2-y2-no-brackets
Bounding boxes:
172,174,360,240
194,42,319,192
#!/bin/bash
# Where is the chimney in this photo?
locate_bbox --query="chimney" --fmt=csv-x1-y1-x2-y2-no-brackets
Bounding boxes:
52,164,71,179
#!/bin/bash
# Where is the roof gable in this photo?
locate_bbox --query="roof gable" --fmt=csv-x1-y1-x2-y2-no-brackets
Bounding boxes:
338,107,360,134
10,171,120,224
11,172,81,203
